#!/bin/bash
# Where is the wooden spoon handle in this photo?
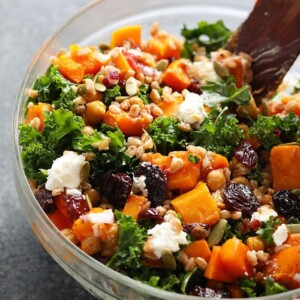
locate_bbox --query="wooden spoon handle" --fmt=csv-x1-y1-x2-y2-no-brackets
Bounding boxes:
225,0,300,100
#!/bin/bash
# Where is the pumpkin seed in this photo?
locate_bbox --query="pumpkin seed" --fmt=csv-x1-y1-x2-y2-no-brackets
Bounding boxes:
213,60,229,79
155,59,169,72
286,224,300,233
77,84,88,96
162,249,176,271
207,219,227,247
80,161,90,183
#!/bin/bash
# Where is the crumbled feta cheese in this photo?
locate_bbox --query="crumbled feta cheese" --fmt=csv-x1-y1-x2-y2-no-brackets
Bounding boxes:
147,222,188,258
193,60,219,83
272,224,288,246
45,151,86,191
178,93,208,124
293,273,300,284
80,209,115,224
66,188,83,196
132,175,148,197
250,205,278,222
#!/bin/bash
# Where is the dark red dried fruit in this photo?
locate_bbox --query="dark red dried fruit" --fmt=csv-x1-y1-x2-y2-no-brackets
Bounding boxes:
34,186,55,213
134,162,167,207
100,173,133,208
64,193,89,221
191,286,230,298
138,208,163,223
223,183,259,217
234,141,258,167
183,223,209,233
273,190,300,219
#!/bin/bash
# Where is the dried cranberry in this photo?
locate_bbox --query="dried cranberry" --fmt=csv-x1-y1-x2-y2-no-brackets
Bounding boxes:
223,183,259,217
138,208,163,223
100,173,132,208
188,82,201,94
191,286,230,298
183,223,209,233
64,193,89,221
273,190,300,219
234,141,258,167
34,186,55,213
134,162,167,207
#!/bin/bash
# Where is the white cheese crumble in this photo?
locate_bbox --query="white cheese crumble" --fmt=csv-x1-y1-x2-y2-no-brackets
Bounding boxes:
80,209,115,224
272,224,288,246
66,188,83,196
132,175,148,197
147,222,188,259
193,60,219,83
178,92,208,125
45,151,86,191
250,205,278,222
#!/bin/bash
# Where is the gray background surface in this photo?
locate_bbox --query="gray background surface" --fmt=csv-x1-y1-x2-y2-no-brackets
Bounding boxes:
0,1,96,299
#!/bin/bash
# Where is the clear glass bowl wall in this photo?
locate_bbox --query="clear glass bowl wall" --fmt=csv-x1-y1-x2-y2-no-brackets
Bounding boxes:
12,0,300,299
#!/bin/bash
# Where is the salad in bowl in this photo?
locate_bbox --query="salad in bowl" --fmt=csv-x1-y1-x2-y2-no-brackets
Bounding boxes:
16,3,300,299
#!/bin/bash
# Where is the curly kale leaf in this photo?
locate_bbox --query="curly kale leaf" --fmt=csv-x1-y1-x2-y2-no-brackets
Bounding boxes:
103,85,121,106
263,278,288,296
72,131,110,152
19,109,84,182
43,109,84,149
147,116,187,155
202,77,251,107
190,112,245,158
239,278,257,298
107,211,147,271
138,84,151,105
88,126,137,186
181,20,231,59
27,65,76,110
19,126,56,182
256,216,281,246
249,112,300,150
136,269,180,292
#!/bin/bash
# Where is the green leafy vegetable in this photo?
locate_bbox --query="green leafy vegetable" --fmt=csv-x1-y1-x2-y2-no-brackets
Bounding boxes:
43,109,84,148
187,154,200,164
256,216,281,246
181,20,231,59
107,211,147,271
202,77,251,107
263,277,288,296
147,116,187,155
19,109,84,182
134,268,180,291
293,79,300,94
88,126,136,186
287,217,300,224
27,65,76,110
249,112,300,150
72,130,110,152
138,84,151,105
190,110,245,158
239,278,257,298
103,85,121,106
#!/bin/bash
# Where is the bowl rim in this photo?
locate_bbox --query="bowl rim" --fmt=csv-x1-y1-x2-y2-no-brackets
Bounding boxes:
12,0,300,299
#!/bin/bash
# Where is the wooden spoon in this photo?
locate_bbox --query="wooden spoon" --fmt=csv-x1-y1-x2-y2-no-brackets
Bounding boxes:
224,0,300,101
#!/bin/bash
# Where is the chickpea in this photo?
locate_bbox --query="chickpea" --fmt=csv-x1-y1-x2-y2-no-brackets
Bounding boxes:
81,236,102,255
246,236,265,251
61,228,79,245
85,101,106,124
84,188,101,207
206,169,226,192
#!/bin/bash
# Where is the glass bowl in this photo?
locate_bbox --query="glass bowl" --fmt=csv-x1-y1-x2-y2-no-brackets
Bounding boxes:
12,0,300,299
